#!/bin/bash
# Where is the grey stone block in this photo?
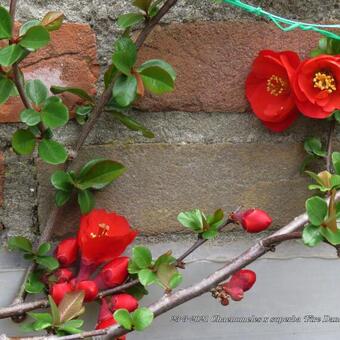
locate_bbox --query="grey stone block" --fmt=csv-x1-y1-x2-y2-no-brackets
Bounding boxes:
37,143,311,237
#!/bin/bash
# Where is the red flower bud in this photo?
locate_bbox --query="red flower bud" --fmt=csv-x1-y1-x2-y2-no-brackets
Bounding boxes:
75,280,98,302
97,257,129,289
111,293,138,312
50,282,73,305
233,208,272,233
229,270,256,292
55,238,78,266
223,284,244,301
55,268,74,283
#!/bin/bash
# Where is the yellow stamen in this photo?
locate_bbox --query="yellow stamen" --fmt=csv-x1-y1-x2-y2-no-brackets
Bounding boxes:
98,223,110,237
266,75,288,96
313,71,336,93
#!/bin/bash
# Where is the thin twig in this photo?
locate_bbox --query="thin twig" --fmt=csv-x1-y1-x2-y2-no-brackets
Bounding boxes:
326,119,336,173
9,0,179,308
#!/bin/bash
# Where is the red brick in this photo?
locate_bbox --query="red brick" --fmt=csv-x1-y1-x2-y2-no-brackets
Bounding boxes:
0,152,4,207
137,21,320,112
0,23,99,122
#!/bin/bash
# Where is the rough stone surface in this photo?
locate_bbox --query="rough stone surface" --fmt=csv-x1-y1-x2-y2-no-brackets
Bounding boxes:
4,0,339,67
0,153,3,208
37,143,310,237
136,21,319,112
0,151,38,243
0,23,99,122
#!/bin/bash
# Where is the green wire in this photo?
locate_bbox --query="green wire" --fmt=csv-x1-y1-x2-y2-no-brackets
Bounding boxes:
222,0,340,40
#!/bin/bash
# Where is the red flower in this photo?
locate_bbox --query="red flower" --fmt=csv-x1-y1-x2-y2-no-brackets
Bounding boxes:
223,269,256,301
292,55,340,118
111,294,138,312
246,50,300,132
55,268,74,283
78,209,137,265
54,238,78,267
233,208,272,233
50,282,73,305
75,280,98,302
229,270,256,292
95,257,129,289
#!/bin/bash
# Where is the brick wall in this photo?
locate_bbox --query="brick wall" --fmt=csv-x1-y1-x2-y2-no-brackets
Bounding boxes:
0,0,339,241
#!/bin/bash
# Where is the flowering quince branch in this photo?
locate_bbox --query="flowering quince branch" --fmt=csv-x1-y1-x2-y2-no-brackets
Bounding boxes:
4,0,180,310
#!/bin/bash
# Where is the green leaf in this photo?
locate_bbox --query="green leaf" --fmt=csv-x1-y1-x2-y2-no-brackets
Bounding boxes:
8,236,32,252
41,101,69,128
51,170,73,191
156,262,181,289
41,12,64,32
36,255,59,271
30,319,52,331
334,110,340,124
0,6,12,39
302,224,324,247
128,259,141,274
112,37,137,75
125,283,148,300
114,309,133,330
304,137,326,157
58,320,83,334
77,159,126,190
19,25,50,50
20,108,41,126
104,64,118,89
300,154,316,174
169,272,183,289
138,59,176,94
28,312,52,324
0,77,14,104
131,307,154,331
117,13,145,29
177,209,204,232
48,295,61,326
58,291,85,323
25,272,45,294
38,139,68,165
0,44,26,66
332,152,340,175
37,242,51,256
207,208,224,227
306,196,328,226
110,111,155,138
201,229,218,240
25,79,48,105
19,20,40,36
132,0,152,11
50,85,94,103
55,190,72,207
138,269,157,286
132,246,152,269
320,227,340,246
77,189,95,214
154,252,176,270
112,74,137,107
12,129,36,155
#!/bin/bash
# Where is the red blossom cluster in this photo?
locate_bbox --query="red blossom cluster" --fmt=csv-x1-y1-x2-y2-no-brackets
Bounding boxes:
211,269,256,305
246,51,340,132
51,209,138,332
